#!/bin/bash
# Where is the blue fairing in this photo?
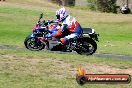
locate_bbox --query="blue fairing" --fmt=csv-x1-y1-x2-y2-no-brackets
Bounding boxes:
48,28,58,33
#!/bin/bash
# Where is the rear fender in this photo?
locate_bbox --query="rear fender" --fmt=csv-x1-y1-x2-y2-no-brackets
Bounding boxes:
83,28,95,34
83,28,99,42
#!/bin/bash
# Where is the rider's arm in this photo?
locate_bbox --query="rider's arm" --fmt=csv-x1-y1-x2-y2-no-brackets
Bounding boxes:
43,19,59,26
52,19,59,23
48,19,59,24
61,24,68,32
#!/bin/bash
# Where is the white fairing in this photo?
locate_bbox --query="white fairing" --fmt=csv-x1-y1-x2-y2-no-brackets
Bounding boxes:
65,34,77,39
91,29,95,34
83,34,89,36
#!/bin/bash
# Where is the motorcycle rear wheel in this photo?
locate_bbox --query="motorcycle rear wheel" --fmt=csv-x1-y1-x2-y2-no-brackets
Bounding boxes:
76,38,97,55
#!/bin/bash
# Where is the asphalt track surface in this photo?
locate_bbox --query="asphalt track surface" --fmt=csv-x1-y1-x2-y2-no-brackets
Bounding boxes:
0,45,132,60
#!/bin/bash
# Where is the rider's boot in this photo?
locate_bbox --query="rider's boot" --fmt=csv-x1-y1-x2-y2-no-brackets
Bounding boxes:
62,41,72,52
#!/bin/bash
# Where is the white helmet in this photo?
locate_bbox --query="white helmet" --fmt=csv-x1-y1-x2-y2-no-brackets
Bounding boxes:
56,7,68,21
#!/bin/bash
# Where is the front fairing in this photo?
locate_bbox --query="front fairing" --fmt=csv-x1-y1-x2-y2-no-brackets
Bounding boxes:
32,23,47,35
32,23,42,31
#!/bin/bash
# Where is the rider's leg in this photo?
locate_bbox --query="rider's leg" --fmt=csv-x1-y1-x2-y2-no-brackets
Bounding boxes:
60,33,78,51
60,33,78,45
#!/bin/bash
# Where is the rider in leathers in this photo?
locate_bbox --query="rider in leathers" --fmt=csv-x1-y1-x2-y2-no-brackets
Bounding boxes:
46,7,83,50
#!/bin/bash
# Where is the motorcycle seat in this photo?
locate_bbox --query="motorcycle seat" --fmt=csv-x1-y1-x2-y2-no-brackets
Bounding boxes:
83,28,95,34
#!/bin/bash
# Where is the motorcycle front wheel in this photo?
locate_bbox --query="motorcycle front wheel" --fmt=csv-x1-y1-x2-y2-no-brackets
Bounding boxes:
24,35,45,51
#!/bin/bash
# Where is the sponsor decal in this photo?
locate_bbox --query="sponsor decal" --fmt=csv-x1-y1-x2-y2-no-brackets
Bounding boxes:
76,65,131,85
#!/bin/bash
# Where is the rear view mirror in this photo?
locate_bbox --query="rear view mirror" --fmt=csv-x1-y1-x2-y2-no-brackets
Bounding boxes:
43,20,45,23
39,13,43,20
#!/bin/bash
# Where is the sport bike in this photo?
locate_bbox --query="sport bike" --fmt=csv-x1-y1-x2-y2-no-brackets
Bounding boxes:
24,13,99,55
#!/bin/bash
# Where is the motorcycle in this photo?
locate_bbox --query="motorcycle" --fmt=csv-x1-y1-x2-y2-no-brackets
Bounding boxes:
24,13,99,55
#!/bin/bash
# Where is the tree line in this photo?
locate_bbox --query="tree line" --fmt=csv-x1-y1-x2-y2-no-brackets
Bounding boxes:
50,0,118,13
87,0,117,13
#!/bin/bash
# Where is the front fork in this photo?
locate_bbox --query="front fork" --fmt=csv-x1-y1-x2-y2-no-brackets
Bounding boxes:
38,37,49,49
31,34,48,47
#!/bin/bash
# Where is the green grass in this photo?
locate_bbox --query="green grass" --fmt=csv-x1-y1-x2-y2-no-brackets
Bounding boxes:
0,73,131,88
0,1,132,55
0,1,132,88
0,49,132,68
0,6,54,46
0,50,132,88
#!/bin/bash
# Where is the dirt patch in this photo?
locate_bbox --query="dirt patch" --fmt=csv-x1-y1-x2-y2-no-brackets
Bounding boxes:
0,54,73,78
83,63,132,74
0,45,20,50
0,1,58,11
0,54,132,80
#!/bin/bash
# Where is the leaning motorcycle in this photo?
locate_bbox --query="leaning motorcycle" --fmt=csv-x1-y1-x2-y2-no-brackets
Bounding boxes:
24,13,99,55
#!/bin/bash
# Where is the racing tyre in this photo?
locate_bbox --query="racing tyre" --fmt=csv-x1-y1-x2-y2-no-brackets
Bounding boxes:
76,38,97,55
24,35,45,51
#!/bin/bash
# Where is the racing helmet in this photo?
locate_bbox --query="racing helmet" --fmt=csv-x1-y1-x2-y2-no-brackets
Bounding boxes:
56,7,68,21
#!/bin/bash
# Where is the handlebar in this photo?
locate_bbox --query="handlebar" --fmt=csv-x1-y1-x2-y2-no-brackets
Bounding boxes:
38,13,43,21
37,13,59,27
